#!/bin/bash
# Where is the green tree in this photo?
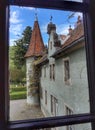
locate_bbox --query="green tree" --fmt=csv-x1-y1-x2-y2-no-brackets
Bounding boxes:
22,26,32,46
10,66,26,83
9,26,32,84
9,46,26,84
13,26,32,69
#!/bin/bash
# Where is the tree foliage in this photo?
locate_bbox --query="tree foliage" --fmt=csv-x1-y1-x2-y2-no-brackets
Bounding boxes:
10,65,26,83
9,26,32,84
13,26,32,69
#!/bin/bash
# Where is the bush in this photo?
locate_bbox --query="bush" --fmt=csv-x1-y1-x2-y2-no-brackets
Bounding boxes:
10,91,26,100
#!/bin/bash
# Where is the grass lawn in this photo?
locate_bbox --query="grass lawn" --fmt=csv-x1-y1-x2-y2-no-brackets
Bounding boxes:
10,85,27,100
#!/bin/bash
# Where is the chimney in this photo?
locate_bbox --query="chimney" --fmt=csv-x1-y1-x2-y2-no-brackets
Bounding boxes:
77,16,82,26
68,25,73,35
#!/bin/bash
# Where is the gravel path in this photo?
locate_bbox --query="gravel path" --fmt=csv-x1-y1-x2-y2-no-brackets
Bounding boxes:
10,99,44,121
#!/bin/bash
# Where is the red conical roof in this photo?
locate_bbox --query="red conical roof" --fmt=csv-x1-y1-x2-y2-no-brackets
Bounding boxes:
25,20,45,58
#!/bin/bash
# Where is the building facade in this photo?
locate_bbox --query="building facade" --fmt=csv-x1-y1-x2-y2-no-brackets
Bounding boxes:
25,16,91,130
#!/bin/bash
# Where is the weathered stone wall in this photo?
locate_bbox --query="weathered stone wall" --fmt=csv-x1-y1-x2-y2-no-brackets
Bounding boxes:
26,57,40,105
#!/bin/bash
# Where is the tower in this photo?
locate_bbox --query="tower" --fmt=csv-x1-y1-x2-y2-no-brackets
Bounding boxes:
25,16,45,105
47,17,61,57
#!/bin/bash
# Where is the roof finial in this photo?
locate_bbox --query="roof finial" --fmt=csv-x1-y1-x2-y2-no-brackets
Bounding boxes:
35,8,38,21
68,25,73,34
50,16,53,23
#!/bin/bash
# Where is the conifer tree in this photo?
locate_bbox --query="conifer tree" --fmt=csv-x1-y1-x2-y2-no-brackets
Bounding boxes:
13,26,32,69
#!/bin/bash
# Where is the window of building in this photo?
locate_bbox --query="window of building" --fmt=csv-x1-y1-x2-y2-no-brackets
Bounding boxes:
45,90,47,105
51,95,58,116
50,65,52,79
53,64,55,80
65,105,73,115
64,59,70,83
50,41,52,50
50,64,55,80
44,66,46,78
65,105,73,130
51,95,53,113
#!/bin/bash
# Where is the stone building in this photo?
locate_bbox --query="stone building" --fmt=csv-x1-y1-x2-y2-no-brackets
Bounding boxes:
25,16,90,130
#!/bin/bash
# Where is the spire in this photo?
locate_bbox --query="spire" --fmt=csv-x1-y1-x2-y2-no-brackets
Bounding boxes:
35,8,38,21
50,16,53,23
25,18,45,58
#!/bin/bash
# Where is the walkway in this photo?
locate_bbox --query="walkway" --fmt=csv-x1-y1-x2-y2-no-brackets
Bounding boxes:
10,99,44,121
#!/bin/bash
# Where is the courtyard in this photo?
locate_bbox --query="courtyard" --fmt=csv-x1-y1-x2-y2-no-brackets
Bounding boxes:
10,99,44,121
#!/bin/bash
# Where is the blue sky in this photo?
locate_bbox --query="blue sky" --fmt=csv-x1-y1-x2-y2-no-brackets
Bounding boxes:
9,6,82,46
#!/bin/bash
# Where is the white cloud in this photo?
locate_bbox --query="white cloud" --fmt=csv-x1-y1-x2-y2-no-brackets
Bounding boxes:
20,7,35,10
10,24,23,36
10,11,22,24
74,12,83,18
41,24,47,33
9,39,16,46
57,24,70,35
41,23,71,35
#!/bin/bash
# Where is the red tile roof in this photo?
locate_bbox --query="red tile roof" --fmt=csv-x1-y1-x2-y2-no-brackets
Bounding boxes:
62,23,84,48
51,23,84,58
25,20,45,58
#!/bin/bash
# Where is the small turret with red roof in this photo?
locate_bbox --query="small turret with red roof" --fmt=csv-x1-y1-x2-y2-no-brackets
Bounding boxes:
25,14,45,105
25,16,45,58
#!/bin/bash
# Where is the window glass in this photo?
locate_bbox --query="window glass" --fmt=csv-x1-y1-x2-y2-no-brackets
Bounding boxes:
38,123,91,130
9,6,90,123
64,0,83,2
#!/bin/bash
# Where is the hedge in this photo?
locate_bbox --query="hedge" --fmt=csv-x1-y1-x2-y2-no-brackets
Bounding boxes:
10,91,26,100
10,86,26,92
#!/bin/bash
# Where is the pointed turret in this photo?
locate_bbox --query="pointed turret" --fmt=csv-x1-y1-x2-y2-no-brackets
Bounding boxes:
25,16,45,105
25,18,45,57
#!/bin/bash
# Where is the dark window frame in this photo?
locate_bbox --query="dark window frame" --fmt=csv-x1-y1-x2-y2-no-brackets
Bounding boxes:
45,90,47,105
50,41,52,50
65,105,73,130
52,64,55,80
64,58,70,83
1,0,95,130
50,64,55,80
51,95,58,116
50,65,52,79
51,95,53,114
44,66,46,78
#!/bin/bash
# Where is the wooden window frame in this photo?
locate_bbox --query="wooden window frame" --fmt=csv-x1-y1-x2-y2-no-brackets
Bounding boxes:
1,0,95,130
